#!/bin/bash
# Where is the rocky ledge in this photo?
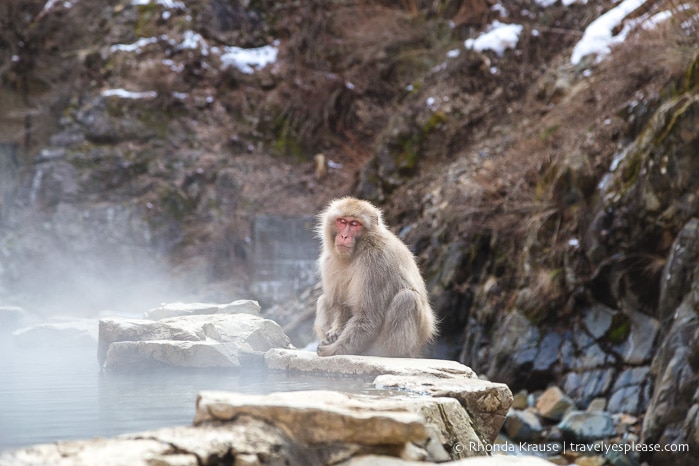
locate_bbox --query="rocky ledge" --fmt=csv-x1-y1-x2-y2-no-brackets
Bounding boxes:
2,303,550,465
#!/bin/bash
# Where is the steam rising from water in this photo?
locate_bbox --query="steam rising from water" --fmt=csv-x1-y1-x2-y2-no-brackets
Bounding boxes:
8,246,179,317
0,201,198,320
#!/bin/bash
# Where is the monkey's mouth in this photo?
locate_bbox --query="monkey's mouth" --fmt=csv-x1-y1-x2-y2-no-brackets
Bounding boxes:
335,245,353,254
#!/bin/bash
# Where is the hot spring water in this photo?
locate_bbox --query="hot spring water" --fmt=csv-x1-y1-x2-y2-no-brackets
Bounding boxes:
0,340,378,451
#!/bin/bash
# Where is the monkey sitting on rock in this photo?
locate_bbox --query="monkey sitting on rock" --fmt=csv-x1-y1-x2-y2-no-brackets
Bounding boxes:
313,197,437,358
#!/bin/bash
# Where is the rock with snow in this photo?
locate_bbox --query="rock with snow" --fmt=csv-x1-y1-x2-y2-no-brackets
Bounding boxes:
143,299,260,320
99,313,291,370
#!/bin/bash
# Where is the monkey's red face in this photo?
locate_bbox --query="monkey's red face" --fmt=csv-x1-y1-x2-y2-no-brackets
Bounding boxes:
334,217,363,256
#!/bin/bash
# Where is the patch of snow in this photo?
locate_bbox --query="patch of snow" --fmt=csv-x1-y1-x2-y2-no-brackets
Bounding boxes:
465,21,524,57
447,49,460,58
41,0,73,14
641,10,674,30
111,36,162,53
101,89,157,99
162,59,184,72
491,3,509,17
179,30,209,56
220,43,279,74
570,0,648,65
131,0,185,8
597,145,632,191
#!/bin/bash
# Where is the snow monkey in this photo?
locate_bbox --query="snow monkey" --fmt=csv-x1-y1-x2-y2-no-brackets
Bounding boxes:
314,197,437,358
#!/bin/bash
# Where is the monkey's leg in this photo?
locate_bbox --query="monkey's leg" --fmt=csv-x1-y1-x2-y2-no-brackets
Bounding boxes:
365,289,422,358
317,309,383,357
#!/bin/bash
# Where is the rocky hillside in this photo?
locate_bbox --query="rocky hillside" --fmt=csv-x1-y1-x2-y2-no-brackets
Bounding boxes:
1,0,698,463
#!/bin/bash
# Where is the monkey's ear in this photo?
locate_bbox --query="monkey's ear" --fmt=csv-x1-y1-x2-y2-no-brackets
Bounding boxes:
357,201,382,230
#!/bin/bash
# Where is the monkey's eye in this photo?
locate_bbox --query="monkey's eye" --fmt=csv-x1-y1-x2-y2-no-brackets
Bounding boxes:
336,218,362,229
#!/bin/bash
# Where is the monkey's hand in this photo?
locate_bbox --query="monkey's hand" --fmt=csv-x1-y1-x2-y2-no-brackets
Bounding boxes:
317,342,336,357
322,327,340,345
318,328,340,356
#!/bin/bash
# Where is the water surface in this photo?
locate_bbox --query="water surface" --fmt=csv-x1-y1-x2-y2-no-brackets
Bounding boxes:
0,340,375,451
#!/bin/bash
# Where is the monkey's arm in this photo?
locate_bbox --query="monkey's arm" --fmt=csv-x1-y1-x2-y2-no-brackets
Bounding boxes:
314,294,345,344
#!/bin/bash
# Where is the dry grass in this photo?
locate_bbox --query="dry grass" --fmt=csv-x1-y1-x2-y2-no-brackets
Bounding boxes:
261,3,427,157
474,0,696,232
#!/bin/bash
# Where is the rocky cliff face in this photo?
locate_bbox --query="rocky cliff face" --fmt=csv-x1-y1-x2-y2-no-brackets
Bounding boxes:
427,45,699,466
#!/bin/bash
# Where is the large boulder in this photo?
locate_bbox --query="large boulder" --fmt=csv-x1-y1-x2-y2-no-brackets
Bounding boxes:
195,389,484,461
195,390,430,445
99,313,291,370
